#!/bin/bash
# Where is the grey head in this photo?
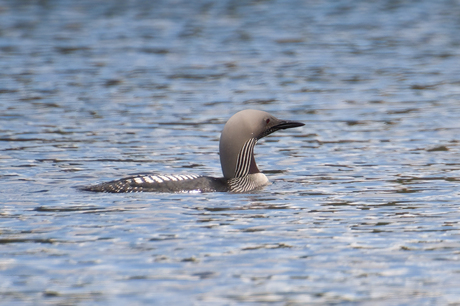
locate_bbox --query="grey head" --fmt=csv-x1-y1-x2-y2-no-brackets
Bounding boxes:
219,109,304,179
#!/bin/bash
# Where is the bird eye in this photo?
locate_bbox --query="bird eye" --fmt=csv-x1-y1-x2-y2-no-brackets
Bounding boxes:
266,118,270,124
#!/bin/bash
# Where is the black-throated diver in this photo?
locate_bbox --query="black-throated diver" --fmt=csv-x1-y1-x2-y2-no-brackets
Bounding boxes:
81,109,304,193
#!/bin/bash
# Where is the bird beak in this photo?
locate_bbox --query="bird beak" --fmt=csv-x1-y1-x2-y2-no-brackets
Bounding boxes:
257,119,304,140
274,120,305,130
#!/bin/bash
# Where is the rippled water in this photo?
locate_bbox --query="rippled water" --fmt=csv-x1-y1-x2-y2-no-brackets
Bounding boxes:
1,0,460,304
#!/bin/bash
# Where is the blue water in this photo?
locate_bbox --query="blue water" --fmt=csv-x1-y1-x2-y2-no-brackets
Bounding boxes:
1,0,460,304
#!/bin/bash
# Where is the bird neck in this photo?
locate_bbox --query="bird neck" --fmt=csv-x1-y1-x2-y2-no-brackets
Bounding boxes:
227,173,269,192
234,138,258,178
249,152,259,174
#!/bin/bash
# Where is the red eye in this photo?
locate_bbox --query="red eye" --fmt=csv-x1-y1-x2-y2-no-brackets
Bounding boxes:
266,118,270,124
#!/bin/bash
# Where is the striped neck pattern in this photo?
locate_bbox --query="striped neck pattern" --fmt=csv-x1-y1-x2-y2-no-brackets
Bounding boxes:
228,176,256,192
234,138,258,178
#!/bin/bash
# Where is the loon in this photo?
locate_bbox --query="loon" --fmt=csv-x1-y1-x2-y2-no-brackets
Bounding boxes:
81,109,304,193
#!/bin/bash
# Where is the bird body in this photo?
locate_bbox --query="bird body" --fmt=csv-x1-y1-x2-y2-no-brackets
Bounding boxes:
81,109,303,193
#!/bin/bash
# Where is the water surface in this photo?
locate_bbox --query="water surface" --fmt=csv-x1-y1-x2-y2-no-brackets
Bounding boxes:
1,0,460,304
